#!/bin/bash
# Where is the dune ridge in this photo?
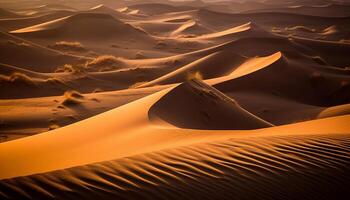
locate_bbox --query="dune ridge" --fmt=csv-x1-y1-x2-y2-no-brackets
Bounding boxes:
11,13,152,41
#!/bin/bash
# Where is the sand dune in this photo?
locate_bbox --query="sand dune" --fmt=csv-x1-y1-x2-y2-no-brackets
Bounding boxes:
149,79,273,129
246,3,350,17
188,22,252,40
215,52,350,106
33,4,77,12
0,10,74,31
11,13,151,41
88,4,135,19
0,77,349,179
0,86,349,198
138,51,246,87
0,31,83,72
170,20,211,37
128,3,192,16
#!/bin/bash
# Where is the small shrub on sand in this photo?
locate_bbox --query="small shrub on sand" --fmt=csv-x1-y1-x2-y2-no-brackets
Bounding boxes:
187,71,203,81
55,64,86,73
61,90,84,106
48,124,60,131
49,41,86,52
85,55,124,70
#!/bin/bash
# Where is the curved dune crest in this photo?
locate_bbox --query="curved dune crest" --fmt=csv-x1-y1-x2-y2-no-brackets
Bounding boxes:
171,20,197,36
88,4,135,19
138,51,247,88
10,15,69,33
207,51,283,85
192,22,251,40
11,13,152,41
0,87,172,180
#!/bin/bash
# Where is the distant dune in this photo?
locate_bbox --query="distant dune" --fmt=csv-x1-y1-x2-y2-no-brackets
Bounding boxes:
11,13,152,41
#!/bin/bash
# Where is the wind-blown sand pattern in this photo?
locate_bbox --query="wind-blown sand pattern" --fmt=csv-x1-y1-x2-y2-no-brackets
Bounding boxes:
0,0,349,199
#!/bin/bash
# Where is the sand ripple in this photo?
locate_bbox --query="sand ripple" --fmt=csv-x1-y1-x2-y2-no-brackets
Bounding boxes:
1,133,349,199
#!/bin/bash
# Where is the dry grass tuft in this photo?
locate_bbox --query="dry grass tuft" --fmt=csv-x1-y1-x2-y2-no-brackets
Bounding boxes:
49,41,86,52
61,90,84,106
85,55,124,71
55,64,86,73
48,124,60,131
187,71,203,81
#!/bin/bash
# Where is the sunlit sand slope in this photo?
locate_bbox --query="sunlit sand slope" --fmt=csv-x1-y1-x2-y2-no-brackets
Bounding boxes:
0,115,349,199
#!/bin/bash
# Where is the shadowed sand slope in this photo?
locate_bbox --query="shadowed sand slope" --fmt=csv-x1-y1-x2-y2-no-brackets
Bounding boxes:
0,31,83,72
149,79,273,129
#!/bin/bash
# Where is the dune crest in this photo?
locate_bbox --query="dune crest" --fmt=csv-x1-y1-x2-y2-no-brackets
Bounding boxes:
149,79,273,129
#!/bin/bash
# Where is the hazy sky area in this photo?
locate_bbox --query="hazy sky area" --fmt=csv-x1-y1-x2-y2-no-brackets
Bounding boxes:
1,0,350,10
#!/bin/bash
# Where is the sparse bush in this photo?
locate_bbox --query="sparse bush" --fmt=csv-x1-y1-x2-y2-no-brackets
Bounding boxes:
55,64,86,73
61,90,84,106
187,71,203,81
85,55,124,70
48,124,60,131
49,41,86,52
